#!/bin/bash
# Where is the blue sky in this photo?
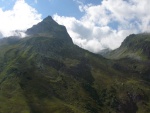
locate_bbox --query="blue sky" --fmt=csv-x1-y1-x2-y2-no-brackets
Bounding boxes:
31,0,101,19
27,0,83,19
0,0,101,19
0,0,150,53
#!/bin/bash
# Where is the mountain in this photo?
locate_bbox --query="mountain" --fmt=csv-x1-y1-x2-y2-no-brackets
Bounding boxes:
0,32,3,38
104,33,150,60
26,16,61,35
0,16,150,113
98,48,112,57
102,33,150,81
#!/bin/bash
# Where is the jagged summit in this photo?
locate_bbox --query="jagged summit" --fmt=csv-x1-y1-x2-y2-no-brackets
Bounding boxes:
26,16,73,43
42,16,58,25
26,16,67,35
26,16,59,35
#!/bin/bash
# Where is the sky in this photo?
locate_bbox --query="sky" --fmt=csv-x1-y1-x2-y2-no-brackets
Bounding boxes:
0,0,150,53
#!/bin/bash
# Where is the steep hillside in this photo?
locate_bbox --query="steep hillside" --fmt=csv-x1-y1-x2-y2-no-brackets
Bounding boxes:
105,33,150,60
0,16,150,113
103,33,150,82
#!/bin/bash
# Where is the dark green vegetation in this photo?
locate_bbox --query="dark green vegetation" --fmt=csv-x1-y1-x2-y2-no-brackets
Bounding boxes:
104,33,150,60
0,16,150,113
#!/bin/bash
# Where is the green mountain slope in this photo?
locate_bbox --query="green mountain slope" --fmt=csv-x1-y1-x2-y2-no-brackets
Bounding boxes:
105,33,150,60
103,33,150,82
0,16,150,113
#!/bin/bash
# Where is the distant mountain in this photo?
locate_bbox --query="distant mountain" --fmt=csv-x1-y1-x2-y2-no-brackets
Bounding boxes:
0,32,3,38
105,33,150,60
0,16,150,113
98,48,112,57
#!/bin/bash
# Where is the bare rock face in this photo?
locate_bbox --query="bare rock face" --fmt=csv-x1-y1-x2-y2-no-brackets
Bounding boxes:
26,16,73,44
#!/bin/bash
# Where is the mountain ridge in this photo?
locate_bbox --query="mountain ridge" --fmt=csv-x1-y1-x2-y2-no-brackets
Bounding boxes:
103,33,150,60
0,16,150,113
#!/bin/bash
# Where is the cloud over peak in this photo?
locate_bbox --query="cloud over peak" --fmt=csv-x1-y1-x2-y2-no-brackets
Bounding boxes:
54,0,150,53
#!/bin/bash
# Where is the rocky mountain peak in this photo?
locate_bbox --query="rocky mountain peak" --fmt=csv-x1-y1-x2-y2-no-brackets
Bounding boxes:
26,16,61,35
25,16,73,43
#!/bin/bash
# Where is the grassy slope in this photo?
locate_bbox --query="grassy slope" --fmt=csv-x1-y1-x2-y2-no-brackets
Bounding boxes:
0,36,150,113
106,33,150,60
100,33,150,112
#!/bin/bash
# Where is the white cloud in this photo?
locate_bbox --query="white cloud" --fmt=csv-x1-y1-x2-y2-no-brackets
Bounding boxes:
0,0,42,37
53,0,150,53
